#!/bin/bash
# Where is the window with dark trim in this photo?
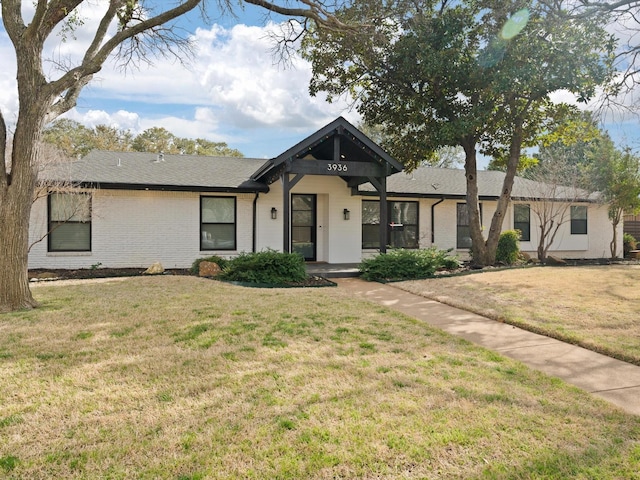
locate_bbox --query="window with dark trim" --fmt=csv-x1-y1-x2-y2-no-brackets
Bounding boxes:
457,203,482,249
48,192,92,252
571,205,588,235
514,204,531,241
362,200,419,249
201,196,236,250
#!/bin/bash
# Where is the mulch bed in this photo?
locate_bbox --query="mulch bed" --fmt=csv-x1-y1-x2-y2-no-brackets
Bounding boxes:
29,268,190,281
28,268,336,287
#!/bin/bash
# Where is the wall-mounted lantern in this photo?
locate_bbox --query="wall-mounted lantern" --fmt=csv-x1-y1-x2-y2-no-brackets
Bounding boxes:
271,207,278,220
343,208,350,221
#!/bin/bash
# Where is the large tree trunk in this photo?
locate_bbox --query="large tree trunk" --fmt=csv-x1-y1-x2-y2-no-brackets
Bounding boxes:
463,140,491,265
0,183,38,312
0,134,39,312
0,74,48,312
463,118,523,267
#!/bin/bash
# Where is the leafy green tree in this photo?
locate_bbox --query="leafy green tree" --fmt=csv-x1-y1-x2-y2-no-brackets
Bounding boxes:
131,127,175,153
303,0,616,265
174,138,244,157
42,119,94,158
43,120,243,158
93,125,135,152
0,0,351,312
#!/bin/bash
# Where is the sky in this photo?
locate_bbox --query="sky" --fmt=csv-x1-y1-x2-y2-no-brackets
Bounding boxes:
0,2,360,160
0,1,639,167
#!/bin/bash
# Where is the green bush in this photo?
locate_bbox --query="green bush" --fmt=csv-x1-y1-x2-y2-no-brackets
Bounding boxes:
190,255,228,275
496,230,521,265
358,248,461,282
624,233,638,257
220,250,307,284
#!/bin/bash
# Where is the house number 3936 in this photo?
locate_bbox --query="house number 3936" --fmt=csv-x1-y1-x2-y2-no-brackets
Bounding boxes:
328,163,347,172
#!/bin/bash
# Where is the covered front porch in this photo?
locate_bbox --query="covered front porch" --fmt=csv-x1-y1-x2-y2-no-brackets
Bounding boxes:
251,117,404,264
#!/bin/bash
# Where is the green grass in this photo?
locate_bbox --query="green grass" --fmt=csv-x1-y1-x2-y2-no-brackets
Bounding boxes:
397,265,640,365
0,275,638,478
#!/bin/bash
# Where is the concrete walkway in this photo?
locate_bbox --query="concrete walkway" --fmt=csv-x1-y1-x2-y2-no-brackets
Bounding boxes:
336,277,640,416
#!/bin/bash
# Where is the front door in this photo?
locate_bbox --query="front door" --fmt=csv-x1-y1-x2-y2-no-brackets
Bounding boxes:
291,194,316,261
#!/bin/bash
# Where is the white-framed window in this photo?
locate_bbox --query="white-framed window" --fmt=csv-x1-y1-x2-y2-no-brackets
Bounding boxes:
514,204,531,241
571,205,588,235
200,196,236,250
48,192,92,252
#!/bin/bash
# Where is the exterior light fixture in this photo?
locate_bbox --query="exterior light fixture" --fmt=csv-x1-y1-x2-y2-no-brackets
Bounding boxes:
271,207,278,220
343,208,350,221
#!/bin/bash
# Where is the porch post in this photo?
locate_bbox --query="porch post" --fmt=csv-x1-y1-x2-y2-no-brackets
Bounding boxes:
282,173,290,253
379,176,388,254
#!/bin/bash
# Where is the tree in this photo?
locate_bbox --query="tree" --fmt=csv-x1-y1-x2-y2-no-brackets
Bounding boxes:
42,119,95,158
303,0,616,266
93,125,135,152
588,140,640,258
525,113,640,260
358,122,463,168
43,120,244,157
522,147,592,262
0,0,352,312
131,127,176,153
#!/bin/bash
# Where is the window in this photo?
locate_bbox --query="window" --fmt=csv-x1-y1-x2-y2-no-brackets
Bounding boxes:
457,203,482,249
48,192,91,252
571,205,587,235
362,201,380,249
362,200,419,249
201,197,236,250
514,204,531,241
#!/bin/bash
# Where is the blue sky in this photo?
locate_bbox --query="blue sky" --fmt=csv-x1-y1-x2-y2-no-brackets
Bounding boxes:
0,1,638,165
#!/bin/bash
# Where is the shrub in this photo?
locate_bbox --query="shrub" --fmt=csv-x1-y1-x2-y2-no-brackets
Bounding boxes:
624,233,637,257
220,250,307,284
359,248,461,282
190,255,228,275
496,230,521,265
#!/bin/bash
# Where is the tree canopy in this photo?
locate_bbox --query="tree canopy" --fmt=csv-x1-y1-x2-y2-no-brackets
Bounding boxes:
302,0,616,265
43,120,244,158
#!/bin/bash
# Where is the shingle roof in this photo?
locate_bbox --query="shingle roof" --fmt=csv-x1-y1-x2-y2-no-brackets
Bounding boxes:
39,152,598,202
40,151,270,192
360,166,599,202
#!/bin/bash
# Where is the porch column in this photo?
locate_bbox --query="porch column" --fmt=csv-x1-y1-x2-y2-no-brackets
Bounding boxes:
282,173,290,253
379,176,388,254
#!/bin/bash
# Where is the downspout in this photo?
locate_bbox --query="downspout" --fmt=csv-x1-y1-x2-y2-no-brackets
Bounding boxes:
431,197,445,244
252,193,259,253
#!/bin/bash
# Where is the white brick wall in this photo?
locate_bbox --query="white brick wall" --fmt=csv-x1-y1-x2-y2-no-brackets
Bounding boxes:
29,190,256,269
28,186,622,270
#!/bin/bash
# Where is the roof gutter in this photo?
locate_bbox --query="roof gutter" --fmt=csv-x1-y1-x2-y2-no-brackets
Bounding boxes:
252,193,259,253
431,197,445,244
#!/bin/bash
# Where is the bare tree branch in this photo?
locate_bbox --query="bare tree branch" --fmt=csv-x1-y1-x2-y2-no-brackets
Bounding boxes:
243,0,355,32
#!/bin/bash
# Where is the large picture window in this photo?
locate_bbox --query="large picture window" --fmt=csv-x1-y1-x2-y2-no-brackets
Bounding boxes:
571,206,588,235
457,203,482,249
201,197,236,250
48,192,92,252
362,200,419,249
514,204,531,242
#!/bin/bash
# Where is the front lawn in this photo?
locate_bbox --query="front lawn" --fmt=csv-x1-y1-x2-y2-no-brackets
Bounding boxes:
396,264,640,365
1,276,639,478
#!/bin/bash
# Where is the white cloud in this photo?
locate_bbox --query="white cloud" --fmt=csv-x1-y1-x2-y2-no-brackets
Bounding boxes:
1,13,358,157
66,21,358,154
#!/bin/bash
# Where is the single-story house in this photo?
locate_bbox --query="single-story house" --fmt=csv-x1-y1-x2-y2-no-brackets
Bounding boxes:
28,117,620,269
